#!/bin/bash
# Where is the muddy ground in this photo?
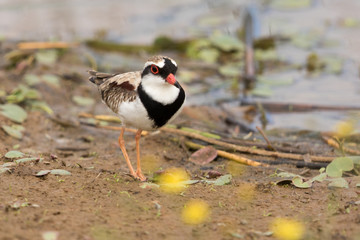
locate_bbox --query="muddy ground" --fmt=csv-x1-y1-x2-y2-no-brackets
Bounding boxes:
0,48,360,240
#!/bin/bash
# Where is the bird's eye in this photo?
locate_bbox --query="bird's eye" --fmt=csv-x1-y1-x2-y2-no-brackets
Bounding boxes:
151,65,159,74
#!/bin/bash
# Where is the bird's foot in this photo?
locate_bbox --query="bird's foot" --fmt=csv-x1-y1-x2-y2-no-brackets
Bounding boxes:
136,169,147,182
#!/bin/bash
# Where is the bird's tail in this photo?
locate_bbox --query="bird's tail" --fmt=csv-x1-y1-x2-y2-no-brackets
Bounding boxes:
88,70,115,85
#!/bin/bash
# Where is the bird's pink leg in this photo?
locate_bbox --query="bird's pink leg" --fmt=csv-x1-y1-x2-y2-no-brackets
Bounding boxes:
118,127,137,179
135,129,146,181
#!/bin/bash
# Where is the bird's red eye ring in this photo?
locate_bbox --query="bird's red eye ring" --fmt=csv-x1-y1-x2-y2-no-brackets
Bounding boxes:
151,65,159,74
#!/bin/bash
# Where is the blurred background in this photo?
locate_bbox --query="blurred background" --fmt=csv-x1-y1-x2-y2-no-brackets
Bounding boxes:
1,0,359,132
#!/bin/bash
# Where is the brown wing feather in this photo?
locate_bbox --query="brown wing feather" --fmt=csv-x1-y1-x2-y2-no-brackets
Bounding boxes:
88,70,141,113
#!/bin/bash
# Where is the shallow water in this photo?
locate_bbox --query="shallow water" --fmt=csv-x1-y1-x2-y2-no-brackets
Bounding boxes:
1,0,359,131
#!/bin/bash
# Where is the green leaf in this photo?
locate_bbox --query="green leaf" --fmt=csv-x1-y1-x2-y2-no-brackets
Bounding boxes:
24,74,41,86
139,182,160,189
311,172,327,182
326,157,354,178
42,74,60,87
0,104,28,123
219,64,242,77
205,174,232,186
36,170,51,177
327,178,349,188
15,157,42,164
292,176,312,188
29,100,53,115
271,0,311,10
210,34,244,52
72,96,95,106
2,125,23,139
50,169,71,176
251,85,273,97
197,48,220,64
5,150,25,159
35,50,58,65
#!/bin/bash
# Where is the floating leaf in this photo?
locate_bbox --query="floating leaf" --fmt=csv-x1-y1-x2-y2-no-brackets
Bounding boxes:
251,85,273,97
210,34,244,52
255,49,278,61
271,0,312,10
189,146,218,165
50,169,71,176
292,176,312,188
5,150,24,159
24,74,41,86
72,96,95,106
36,170,51,177
35,50,58,65
257,76,294,86
206,174,232,186
2,125,23,139
197,48,219,64
219,64,242,77
326,157,354,178
15,157,42,163
327,178,349,188
0,104,27,123
42,74,60,87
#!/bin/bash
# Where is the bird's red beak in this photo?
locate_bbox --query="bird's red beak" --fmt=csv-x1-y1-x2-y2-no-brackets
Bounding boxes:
166,73,176,85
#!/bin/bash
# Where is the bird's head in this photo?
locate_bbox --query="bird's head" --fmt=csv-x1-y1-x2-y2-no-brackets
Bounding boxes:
141,56,178,87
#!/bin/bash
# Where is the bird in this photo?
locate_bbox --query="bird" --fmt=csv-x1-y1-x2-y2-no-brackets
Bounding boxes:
88,55,186,181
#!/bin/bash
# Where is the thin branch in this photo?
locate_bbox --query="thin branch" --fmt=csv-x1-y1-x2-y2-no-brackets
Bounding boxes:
322,135,360,155
256,126,276,151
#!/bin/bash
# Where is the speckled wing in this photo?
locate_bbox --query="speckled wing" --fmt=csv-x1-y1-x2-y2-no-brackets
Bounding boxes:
88,70,141,113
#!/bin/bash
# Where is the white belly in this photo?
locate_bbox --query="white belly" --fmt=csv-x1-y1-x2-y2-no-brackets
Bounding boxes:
117,98,155,131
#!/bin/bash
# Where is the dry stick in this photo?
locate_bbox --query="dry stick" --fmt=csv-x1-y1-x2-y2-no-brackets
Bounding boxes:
185,140,266,167
79,120,335,162
17,41,78,49
322,135,360,155
161,127,334,163
256,126,276,151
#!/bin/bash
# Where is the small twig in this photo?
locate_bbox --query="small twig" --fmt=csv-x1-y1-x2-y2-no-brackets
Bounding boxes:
256,126,276,151
185,141,265,167
17,41,78,49
322,135,360,155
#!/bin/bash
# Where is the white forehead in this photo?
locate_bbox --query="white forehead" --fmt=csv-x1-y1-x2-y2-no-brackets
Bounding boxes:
143,57,177,69
144,59,165,69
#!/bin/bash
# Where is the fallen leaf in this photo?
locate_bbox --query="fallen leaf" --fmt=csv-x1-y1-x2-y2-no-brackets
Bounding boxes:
72,96,95,106
326,157,354,178
24,74,41,86
5,150,25,159
41,231,59,240
206,174,232,186
36,170,51,177
50,169,71,176
189,146,218,165
292,176,312,188
2,125,23,139
139,182,160,189
15,157,42,164
42,74,60,87
0,104,28,123
327,178,349,188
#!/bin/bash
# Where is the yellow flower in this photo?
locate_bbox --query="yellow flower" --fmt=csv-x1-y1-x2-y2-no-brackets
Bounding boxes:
158,168,189,193
271,218,305,240
182,199,210,225
335,120,355,138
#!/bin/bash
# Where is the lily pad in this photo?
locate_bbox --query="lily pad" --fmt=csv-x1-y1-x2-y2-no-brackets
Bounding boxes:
197,48,219,64
50,169,71,176
72,96,95,106
0,104,27,123
5,150,25,159
326,157,354,178
210,34,244,52
219,64,242,77
2,125,23,139
189,146,218,165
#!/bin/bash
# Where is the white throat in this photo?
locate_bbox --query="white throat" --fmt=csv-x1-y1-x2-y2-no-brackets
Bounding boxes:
141,75,180,105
